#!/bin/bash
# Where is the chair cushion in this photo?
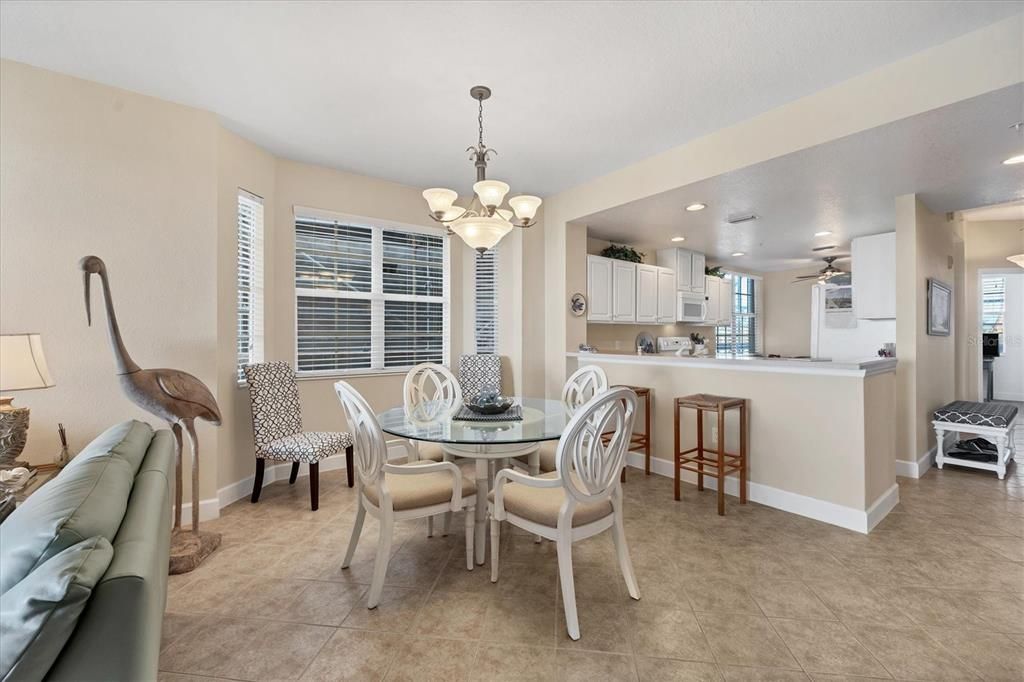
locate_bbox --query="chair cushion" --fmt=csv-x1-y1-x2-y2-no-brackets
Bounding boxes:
933,401,1018,429
515,441,558,473
415,441,446,462
363,462,476,511
0,536,114,681
0,421,150,594
262,432,352,463
489,472,613,528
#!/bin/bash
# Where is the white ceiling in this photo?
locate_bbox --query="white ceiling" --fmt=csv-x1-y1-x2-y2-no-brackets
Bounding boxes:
0,1,1019,197
582,85,1024,272
961,199,1024,222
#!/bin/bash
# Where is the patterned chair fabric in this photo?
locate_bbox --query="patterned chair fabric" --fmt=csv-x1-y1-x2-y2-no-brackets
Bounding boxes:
459,354,503,403
933,400,1018,429
243,362,351,462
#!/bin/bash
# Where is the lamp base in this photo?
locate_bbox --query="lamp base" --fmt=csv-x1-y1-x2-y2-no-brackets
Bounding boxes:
0,406,30,469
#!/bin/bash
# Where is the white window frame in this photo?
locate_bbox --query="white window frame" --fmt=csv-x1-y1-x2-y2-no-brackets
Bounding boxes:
293,206,450,378
715,270,763,357
236,189,265,384
474,247,498,354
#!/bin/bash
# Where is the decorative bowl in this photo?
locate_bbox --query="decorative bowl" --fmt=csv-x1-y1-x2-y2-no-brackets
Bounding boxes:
465,399,513,415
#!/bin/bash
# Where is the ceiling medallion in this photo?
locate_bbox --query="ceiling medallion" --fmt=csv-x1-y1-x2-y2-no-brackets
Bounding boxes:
422,86,542,252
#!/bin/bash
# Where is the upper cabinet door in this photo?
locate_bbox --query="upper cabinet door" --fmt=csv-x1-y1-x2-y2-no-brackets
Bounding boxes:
705,275,721,324
657,268,677,323
851,232,896,319
587,255,613,322
690,252,706,293
612,260,637,322
635,264,659,323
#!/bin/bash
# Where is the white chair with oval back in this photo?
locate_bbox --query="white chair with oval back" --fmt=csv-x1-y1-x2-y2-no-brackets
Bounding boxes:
335,380,477,609
490,386,640,640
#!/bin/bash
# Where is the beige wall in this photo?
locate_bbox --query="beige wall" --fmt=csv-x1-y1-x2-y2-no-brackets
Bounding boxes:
0,60,220,502
960,219,1024,401
762,267,819,357
895,195,960,463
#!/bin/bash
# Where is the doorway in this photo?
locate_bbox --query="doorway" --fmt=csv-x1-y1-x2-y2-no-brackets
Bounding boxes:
978,269,1024,402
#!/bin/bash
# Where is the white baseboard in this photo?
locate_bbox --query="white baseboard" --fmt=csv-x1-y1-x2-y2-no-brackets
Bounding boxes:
993,392,1024,402
625,453,897,534
895,433,952,479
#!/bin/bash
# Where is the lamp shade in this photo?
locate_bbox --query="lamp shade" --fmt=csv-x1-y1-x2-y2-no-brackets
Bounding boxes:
422,188,458,215
450,216,513,253
509,195,542,221
0,334,55,391
473,180,510,209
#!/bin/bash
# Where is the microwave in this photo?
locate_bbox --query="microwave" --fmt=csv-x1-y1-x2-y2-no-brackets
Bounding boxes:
677,292,707,323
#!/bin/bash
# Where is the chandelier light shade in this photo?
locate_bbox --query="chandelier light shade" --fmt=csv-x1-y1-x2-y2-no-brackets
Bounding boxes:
423,85,541,252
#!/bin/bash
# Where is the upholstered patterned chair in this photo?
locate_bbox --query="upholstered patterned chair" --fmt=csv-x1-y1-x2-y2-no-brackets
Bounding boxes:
458,353,502,403
243,362,353,511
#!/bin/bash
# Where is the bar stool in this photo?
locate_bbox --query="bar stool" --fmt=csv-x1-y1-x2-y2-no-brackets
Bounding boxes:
673,393,748,515
601,385,652,481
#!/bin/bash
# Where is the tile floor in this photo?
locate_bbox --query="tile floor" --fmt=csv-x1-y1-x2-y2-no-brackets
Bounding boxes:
160,458,1024,681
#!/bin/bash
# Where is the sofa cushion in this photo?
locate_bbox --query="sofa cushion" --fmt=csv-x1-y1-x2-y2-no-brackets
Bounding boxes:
0,536,114,681
63,420,155,476
0,420,152,594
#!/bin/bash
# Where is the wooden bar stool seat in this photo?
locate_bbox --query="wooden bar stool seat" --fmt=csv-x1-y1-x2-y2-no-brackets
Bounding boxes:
673,393,748,515
601,385,652,481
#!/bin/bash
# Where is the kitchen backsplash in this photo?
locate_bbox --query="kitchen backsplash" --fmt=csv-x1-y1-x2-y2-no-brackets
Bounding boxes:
586,323,717,353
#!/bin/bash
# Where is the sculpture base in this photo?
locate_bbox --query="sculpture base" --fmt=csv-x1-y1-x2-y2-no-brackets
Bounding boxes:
169,529,221,575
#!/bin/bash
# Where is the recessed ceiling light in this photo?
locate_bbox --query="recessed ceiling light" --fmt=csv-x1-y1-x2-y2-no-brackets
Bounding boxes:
814,230,832,237
685,203,706,212
731,252,745,257
1004,154,1024,165
671,236,686,242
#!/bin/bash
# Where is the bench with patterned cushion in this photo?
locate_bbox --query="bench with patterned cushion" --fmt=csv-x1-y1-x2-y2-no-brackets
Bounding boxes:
933,401,1018,429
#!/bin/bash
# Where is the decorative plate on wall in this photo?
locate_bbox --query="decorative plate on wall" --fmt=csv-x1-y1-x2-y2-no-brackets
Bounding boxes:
570,293,587,317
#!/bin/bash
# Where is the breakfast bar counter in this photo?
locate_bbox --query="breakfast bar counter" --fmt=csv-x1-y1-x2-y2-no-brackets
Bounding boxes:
567,351,899,533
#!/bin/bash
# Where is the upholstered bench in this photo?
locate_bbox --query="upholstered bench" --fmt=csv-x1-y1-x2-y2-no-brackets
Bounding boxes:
932,401,1019,479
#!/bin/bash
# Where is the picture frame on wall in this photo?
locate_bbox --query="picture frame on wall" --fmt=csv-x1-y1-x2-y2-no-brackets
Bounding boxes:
927,278,952,336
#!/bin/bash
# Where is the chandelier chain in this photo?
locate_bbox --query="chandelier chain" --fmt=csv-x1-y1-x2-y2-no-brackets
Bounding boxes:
478,97,484,148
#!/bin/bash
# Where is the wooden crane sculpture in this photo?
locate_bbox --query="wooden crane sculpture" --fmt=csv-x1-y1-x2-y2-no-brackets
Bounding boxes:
80,256,222,573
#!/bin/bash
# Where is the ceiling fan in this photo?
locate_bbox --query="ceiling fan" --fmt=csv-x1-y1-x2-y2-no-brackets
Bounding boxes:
792,256,849,284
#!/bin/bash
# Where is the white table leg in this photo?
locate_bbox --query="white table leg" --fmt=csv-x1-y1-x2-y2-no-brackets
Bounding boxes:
934,426,945,469
996,435,1008,480
475,458,488,565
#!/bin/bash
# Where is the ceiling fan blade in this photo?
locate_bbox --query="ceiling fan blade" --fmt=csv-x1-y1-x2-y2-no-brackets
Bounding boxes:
792,275,822,282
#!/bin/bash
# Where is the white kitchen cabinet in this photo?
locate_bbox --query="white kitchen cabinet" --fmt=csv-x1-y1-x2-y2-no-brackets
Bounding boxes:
657,268,676,323
636,264,659,323
587,255,613,322
710,275,733,326
657,248,707,293
705,275,722,325
612,260,637,322
851,232,896,319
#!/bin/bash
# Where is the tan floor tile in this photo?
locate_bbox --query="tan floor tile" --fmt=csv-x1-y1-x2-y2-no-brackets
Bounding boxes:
164,572,258,615
628,603,714,662
554,650,638,681
565,563,632,603
341,585,427,632
805,581,914,627
161,612,207,653
875,586,991,629
953,590,1024,633
299,627,400,681
808,674,891,681
718,665,810,680
495,560,560,600
160,616,333,681
414,589,490,639
222,576,313,617
847,623,979,681
968,533,1024,561
385,637,478,682
557,600,633,654
685,579,763,616
635,657,722,681
471,644,558,681
768,618,888,678
280,581,365,626
482,596,557,647
159,673,236,682
924,627,1024,681
747,580,835,620
696,613,800,670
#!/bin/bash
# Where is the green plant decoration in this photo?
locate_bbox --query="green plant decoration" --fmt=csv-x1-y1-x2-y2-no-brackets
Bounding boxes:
600,244,644,263
705,265,726,278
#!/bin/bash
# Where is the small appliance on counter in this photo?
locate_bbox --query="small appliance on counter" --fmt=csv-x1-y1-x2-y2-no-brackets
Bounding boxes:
635,332,656,355
658,336,693,356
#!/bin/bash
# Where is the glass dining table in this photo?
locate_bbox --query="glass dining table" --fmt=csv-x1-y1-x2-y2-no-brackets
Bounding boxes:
377,397,571,565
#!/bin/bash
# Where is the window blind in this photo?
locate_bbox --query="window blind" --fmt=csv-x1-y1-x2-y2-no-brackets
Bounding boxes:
236,190,265,382
295,214,448,375
982,277,1006,334
475,248,498,354
715,273,762,356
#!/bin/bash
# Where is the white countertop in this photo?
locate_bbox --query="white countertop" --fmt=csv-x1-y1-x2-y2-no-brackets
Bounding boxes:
567,351,897,377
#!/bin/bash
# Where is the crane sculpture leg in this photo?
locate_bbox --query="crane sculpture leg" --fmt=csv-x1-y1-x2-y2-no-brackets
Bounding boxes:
184,418,200,535
171,422,184,531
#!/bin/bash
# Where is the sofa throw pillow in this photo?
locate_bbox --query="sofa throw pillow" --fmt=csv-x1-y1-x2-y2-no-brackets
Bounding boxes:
0,536,114,681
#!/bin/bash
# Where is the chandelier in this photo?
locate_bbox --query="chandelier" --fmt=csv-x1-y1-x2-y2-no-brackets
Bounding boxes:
422,86,541,252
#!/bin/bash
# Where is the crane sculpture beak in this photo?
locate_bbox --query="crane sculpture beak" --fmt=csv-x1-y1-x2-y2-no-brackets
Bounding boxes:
83,271,92,326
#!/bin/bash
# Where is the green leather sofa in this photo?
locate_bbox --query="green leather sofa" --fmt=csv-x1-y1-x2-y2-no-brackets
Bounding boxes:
0,420,173,681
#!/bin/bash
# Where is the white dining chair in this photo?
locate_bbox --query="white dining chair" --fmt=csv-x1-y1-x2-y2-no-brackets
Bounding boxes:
335,380,477,609
490,386,640,640
517,365,609,476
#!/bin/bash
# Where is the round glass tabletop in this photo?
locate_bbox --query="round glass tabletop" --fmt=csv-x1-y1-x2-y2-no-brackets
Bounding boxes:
377,397,571,445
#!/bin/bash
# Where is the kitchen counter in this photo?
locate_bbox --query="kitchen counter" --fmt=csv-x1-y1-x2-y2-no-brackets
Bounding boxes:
568,351,898,533
567,351,897,376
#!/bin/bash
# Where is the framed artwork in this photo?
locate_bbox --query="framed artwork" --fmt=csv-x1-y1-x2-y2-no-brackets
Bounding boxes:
927,278,951,336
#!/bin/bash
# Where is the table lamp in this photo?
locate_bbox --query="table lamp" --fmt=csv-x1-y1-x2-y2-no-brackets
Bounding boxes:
0,334,55,470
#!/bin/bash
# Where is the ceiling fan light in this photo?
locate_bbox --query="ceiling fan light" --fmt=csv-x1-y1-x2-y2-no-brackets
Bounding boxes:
509,195,542,221
450,216,513,253
423,188,458,215
473,180,510,209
